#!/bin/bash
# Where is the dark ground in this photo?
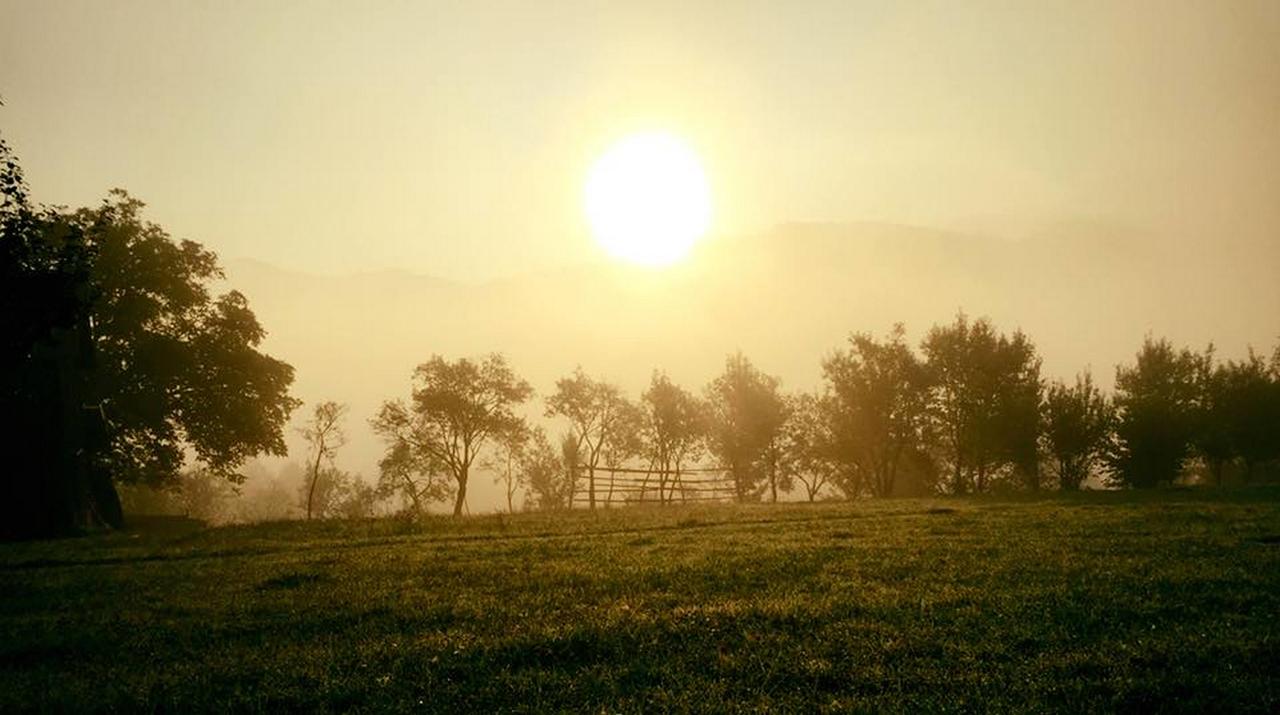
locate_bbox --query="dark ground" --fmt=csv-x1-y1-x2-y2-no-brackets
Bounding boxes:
2,488,1279,712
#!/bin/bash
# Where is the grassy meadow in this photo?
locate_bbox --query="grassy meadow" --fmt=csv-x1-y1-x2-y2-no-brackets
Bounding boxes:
2,489,1279,712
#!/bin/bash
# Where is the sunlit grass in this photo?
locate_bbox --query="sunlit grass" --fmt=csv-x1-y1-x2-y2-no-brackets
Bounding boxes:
2,489,1279,711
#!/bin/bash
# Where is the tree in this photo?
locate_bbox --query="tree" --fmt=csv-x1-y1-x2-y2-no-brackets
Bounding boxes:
522,428,572,510
177,467,235,523
921,314,1042,494
2,136,100,538
1109,338,1208,488
560,431,582,508
299,401,347,519
372,353,532,517
296,467,377,519
822,325,932,498
600,405,644,505
781,392,838,501
703,353,788,502
641,372,705,504
545,368,639,510
78,193,300,488
1197,349,1280,483
374,441,450,516
485,421,531,514
2,138,299,538
1042,371,1113,490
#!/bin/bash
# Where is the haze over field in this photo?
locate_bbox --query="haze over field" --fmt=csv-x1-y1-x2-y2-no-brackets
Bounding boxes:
3,1,1279,512
215,218,1279,510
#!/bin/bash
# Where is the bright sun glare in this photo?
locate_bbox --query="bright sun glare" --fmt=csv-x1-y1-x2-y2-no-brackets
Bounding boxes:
584,132,712,266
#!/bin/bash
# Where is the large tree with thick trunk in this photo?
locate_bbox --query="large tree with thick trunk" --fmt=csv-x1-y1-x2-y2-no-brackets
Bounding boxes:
1,139,300,538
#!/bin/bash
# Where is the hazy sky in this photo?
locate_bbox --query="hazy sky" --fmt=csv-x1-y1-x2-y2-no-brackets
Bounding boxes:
3,1,1278,280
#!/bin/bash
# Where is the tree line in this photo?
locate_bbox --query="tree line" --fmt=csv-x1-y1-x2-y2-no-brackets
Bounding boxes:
350,318,1280,516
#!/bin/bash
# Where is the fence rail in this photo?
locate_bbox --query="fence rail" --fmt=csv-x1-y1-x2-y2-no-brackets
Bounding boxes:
569,465,740,505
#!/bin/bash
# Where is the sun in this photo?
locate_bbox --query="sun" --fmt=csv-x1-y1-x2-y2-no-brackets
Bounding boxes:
584,132,712,266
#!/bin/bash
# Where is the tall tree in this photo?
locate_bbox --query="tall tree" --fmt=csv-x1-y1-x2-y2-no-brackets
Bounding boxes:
641,372,705,504
2,140,299,538
298,401,347,520
822,325,932,498
921,314,1042,494
703,353,788,502
372,353,532,516
545,368,638,510
1,136,100,538
1109,338,1208,488
1042,371,1113,490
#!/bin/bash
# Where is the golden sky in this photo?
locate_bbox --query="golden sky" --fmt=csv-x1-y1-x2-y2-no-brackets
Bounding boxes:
3,0,1278,280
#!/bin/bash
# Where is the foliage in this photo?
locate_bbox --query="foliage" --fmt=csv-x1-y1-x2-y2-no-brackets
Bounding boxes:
921,314,1042,494
1109,338,1209,487
373,354,533,516
75,192,300,486
545,368,641,509
298,401,347,519
779,392,839,501
640,372,706,503
483,421,531,514
2,137,298,537
559,431,583,508
520,428,572,511
822,324,932,497
1042,371,1113,490
703,352,788,502
1197,350,1280,483
296,467,377,520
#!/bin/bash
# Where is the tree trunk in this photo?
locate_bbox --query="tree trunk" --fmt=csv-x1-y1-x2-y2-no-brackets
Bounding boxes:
306,450,323,520
453,472,468,517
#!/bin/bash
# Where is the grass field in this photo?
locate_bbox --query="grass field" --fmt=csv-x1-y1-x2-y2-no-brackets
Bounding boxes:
3,489,1279,712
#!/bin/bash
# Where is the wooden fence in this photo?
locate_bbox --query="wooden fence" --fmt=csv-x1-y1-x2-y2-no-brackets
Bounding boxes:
569,465,738,506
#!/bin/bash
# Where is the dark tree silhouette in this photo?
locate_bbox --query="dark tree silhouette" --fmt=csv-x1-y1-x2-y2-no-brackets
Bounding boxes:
2,138,100,538
1042,370,1113,490
1109,338,1208,488
373,354,532,516
2,139,298,538
1197,349,1280,483
921,314,1042,494
704,353,788,502
822,325,932,498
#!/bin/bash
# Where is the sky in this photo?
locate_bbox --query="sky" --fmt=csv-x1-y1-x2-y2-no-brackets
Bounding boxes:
3,0,1278,281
